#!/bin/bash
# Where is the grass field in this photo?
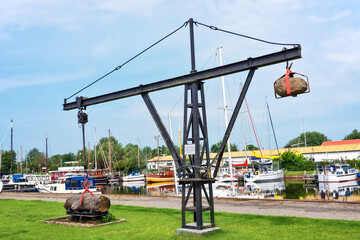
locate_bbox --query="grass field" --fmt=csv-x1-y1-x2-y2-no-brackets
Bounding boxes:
284,171,306,176
0,199,359,239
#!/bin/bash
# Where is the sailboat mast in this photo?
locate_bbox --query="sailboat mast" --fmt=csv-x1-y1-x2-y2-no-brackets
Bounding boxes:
218,47,233,181
179,124,182,158
108,129,112,175
242,112,249,161
21,146,23,174
94,128,97,170
265,98,280,156
45,133,48,173
10,119,13,174
137,138,140,169
88,142,90,170
168,112,173,141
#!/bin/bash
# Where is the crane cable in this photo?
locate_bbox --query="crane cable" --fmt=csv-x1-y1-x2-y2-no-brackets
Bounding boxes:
194,21,300,47
65,21,188,101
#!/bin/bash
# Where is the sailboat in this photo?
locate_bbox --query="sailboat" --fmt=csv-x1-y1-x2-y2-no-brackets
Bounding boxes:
122,139,146,182
245,98,284,182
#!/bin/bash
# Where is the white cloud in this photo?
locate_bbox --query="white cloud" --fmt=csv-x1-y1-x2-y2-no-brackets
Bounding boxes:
321,28,360,66
0,72,91,93
0,0,163,37
308,9,352,23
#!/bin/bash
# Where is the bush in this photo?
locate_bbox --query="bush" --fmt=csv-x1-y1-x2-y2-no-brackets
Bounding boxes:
280,150,317,171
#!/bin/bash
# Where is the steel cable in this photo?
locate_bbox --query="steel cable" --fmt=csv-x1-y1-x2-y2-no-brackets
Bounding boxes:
194,21,300,47
66,21,188,101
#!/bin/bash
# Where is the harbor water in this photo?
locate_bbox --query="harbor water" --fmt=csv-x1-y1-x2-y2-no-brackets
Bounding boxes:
99,180,360,202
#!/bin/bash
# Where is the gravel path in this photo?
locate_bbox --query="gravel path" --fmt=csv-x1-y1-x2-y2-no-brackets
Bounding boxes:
1,192,359,221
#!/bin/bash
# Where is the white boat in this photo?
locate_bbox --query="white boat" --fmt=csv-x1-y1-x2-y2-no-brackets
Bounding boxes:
24,174,51,185
215,167,239,182
319,180,359,200
317,163,359,183
245,168,284,182
122,174,146,182
0,179,3,192
2,174,38,192
236,180,285,199
36,176,101,194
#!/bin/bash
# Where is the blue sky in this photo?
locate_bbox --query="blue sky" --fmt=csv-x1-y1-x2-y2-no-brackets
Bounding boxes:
0,0,359,157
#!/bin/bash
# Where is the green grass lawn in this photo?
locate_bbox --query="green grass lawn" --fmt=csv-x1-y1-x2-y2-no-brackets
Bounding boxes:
0,199,359,240
284,171,306,176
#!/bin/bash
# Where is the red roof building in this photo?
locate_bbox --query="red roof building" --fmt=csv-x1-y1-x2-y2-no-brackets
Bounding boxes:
321,139,360,146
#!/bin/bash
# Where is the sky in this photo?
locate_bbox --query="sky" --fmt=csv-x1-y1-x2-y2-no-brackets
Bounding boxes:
0,0,359,158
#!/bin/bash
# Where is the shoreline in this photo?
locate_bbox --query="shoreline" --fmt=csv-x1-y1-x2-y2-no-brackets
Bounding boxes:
1,192,359,222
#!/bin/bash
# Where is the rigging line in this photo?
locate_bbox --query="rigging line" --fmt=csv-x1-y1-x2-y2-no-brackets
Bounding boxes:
66,21,189,101
194,21,300,47
0,122,11,145
265,97,281,156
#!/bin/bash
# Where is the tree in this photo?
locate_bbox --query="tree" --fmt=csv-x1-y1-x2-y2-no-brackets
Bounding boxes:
285,131,330,148
280,151,317,171
245,144,259,151
344,129,360,140
210,141,238,153
1,150,16,174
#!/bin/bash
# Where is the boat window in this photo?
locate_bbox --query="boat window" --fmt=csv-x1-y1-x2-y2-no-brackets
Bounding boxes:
89,180,95,188
71,179,78,188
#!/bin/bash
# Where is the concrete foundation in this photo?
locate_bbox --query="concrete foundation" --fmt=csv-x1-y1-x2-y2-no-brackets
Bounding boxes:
176,223,221,236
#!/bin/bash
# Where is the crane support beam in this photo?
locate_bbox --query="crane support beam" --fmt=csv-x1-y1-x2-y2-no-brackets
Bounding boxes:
141,92,185,170
63,47,301,110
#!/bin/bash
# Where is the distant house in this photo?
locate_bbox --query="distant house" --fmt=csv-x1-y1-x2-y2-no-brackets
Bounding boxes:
146,140,360,168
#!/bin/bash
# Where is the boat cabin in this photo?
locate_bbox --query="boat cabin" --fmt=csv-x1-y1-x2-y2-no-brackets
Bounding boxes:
64,176,96,190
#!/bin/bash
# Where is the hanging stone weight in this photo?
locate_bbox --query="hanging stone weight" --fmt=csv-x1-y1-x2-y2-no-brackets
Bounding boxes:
274,77,308,97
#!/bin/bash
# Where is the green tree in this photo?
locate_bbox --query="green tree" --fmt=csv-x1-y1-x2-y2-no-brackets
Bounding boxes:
26,148,46,173
280,150,317,171
245,144,259,151
1,150,16,174
344,129,360,140
210,141,238,153
285,131,330,148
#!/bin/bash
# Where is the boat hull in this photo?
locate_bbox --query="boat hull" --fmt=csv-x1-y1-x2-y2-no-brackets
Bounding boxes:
122,174,145,182
318,172,358,183
146,175,175,183
245,170,284,182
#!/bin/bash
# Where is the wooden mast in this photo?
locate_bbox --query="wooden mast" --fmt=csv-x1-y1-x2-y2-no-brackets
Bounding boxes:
108,130,112,175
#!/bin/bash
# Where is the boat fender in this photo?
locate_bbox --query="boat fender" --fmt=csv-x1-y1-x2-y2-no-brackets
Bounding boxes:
320,191,325,199
255,171,259,175
333,191,339,199
0,180,3,193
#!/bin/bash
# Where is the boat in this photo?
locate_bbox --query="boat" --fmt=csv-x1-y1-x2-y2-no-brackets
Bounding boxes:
36,176,101,194
89,169,109,185
146,166,175,183
319,180,359,200
0,179,3,192
236,180,285,199
317,163,359,183
122,172,146,182
24,174,51,185
49,166,85,182
1,174,38,192
122,139,147,182
146,182,176,196
245,167,284,182
215,166,239,182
